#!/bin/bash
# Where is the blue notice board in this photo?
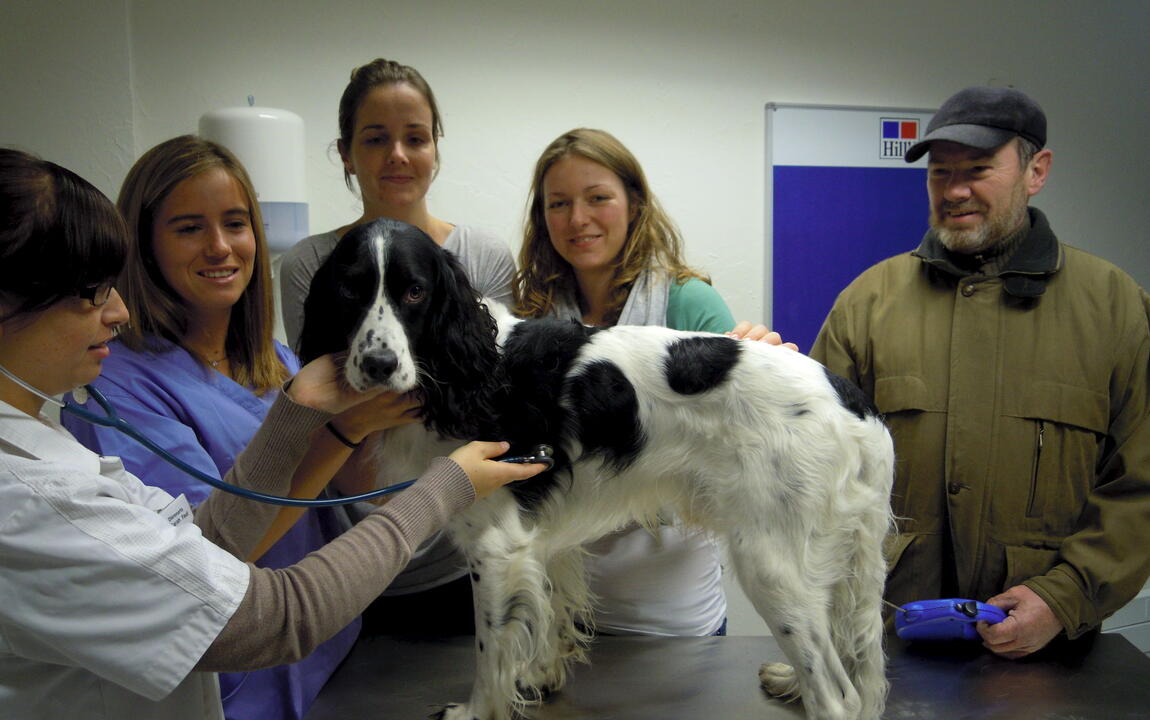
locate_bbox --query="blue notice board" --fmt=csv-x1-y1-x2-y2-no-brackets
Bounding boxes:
766,104,935,353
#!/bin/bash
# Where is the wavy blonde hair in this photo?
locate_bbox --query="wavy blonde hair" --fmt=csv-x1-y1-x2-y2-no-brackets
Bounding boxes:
513,128,707,324
115,135,287,394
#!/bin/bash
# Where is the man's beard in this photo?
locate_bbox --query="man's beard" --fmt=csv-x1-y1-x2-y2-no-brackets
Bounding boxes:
932,182,1029,254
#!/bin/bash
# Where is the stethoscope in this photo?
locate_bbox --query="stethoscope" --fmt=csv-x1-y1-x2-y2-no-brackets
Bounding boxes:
0,362,554,507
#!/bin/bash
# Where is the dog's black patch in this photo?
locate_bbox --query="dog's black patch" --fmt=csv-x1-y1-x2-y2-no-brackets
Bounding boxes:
663,335,741,395
822,367,878,420
498,318,595,511
566,359,644,473
297,222,381,362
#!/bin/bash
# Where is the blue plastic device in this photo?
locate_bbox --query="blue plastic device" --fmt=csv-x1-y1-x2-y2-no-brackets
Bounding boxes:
895,598,1007,641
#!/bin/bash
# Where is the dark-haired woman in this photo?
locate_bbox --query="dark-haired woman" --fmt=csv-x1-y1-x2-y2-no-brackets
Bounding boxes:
279,58,516,635
280,57,515,341
0,147,542,720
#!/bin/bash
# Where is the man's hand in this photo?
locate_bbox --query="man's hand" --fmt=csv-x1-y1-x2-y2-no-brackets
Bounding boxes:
978,585,1064,659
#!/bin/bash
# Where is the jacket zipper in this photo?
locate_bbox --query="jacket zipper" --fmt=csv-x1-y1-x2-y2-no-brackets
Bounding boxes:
1027,420,1045,516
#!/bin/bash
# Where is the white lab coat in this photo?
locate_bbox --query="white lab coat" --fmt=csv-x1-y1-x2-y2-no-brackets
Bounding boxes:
0,399,250,719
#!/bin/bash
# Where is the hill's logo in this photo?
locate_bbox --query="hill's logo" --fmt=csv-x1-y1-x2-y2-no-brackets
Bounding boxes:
880,118,919,160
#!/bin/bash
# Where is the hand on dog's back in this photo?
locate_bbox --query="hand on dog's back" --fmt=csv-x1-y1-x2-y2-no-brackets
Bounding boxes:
450,441,545,499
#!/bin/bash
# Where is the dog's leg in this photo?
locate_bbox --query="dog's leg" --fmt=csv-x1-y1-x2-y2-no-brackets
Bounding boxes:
439,501,552,720
517,546,593,700
729,527,862,720
828,440,894,720
827,526,888,720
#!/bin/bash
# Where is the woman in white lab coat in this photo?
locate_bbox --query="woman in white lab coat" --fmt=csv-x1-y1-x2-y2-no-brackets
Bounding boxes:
0,148,543,720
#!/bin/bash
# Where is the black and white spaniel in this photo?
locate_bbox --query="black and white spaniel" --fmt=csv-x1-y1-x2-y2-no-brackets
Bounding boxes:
299,218,895,720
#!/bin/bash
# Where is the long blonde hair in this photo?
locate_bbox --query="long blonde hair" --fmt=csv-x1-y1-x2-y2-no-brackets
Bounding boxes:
115,135,287,393
513,128,708,324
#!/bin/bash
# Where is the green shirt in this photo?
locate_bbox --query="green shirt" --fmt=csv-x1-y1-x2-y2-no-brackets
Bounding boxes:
666,278,736,333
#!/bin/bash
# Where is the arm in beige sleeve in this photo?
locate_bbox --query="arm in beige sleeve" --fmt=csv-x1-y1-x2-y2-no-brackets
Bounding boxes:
195,456,475,671
193,392,331,557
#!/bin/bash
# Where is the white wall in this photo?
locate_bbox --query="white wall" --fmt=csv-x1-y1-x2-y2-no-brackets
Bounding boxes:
0,1,135,195
3,0,1149,635
5,0,1148,320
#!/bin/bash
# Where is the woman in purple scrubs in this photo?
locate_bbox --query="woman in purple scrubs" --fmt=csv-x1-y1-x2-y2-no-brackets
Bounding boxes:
63,135,416,720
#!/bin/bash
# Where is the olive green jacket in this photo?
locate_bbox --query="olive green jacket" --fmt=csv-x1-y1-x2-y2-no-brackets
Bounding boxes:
810,208,1150,638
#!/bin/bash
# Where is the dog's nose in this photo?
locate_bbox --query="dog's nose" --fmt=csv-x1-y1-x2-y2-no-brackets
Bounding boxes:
361,349,399,383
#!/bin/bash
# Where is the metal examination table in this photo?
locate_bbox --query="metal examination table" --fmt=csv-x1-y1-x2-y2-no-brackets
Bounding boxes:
306,633,1150,718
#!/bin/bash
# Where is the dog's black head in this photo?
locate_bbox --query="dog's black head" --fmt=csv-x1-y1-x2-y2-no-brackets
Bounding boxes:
299,217,503,438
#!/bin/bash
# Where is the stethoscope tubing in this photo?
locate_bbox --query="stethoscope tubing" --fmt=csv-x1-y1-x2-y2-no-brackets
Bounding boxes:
3,361,550,507
62,384,415,507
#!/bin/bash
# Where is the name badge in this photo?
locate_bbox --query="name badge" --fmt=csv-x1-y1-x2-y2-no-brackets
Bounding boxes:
159,494,193,527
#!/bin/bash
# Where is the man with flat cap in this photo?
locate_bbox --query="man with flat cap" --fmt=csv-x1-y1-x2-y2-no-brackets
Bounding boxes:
810,86,1150,658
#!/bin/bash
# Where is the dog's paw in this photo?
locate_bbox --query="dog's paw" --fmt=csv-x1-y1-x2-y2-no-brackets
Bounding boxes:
759,661,801,701
428,703,475,720
515,680,554,704
517,659,565,704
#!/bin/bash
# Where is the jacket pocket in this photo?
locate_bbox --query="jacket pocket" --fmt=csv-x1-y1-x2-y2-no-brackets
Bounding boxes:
1002,381,1108,434
1001,381,1107,528
1027,420,1045,516
874,376,946,526
884,531,945,605
874,375,943,415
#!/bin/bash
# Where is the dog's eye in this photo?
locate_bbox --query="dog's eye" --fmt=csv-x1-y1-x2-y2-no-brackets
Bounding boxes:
404,285,426,303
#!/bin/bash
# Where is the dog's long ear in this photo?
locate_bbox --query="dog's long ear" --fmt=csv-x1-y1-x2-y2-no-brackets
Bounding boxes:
298,228,376,364
413,248,504,439
297,257,341,363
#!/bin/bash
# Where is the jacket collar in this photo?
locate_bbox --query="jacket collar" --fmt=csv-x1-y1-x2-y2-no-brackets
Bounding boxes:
0,397,100,474
912,207,1064,297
